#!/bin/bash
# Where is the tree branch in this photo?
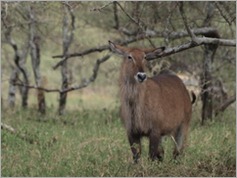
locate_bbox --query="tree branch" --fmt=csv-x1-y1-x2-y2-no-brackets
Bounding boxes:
52,44,109,69
90,1,113,12
14,55,111,94
115,1,144,30
60,54,111,93
215,94,236,116
179,2,199,43
146,37,235,61
52,26,235,68
113,1,119,29
215,2,233,26
13,82,60,93
4,28,28,82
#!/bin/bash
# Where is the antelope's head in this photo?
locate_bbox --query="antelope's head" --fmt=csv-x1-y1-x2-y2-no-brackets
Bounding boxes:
109,40,165,83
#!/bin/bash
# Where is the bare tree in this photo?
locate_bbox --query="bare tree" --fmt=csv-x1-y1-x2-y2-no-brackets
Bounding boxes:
3,24,30,108
58,3,75,115
28,5,46,114
200,2,218,124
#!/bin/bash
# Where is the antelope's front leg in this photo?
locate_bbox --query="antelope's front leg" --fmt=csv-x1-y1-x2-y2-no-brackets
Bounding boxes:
128,133,141,163
149,133,164,161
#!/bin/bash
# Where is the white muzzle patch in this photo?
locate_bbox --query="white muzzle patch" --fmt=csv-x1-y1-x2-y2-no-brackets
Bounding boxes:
135,72,147,83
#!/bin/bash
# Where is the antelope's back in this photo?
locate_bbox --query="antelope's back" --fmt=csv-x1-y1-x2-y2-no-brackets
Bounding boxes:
151,70,192,122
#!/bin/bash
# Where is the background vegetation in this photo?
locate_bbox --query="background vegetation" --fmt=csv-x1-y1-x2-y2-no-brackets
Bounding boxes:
1,1,236,177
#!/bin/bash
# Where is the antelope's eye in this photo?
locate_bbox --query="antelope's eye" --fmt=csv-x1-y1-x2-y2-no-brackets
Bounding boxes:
144,55,147,60
127,55,133,61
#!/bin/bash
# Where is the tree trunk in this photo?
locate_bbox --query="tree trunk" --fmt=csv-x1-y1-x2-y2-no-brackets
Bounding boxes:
201,45,216,124
200,2,219,125
29,6,46,114
58,4,75,115
30,36,46,114
5,28,29,108
19,61,29,108
59,60,68,115
8,67,19,107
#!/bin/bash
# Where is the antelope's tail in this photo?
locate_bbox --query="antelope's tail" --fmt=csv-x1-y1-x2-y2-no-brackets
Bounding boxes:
191,91,196,105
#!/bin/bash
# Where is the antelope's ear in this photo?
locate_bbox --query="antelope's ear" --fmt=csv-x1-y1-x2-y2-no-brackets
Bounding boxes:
108,40,128,56
145,46,166,60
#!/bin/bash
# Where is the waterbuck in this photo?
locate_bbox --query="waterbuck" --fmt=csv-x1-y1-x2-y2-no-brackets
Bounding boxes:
109,41,195,163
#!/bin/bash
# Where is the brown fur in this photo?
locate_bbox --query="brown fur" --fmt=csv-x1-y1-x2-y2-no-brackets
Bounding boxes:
109,41,193,162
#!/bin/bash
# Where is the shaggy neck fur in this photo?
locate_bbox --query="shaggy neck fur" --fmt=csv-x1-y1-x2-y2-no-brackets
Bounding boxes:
119,63,148,135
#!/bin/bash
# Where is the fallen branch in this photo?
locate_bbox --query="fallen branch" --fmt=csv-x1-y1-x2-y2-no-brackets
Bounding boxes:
1,123,37,144
1,123,15,133
2,122,58,147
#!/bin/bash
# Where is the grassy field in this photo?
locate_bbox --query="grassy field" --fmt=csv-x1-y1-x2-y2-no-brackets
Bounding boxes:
1,99,236,177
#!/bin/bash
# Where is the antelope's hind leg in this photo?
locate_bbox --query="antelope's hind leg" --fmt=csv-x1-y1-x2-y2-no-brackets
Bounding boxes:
128,133,141,163
172,123,188,159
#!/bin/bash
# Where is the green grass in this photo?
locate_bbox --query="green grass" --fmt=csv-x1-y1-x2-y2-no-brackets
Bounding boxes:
1,105,236,177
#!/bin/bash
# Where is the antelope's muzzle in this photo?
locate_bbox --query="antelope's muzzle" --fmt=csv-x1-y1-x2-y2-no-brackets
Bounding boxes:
136,72,147,83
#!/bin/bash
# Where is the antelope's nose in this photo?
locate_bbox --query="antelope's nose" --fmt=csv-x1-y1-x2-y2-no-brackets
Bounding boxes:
136,72,147,83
